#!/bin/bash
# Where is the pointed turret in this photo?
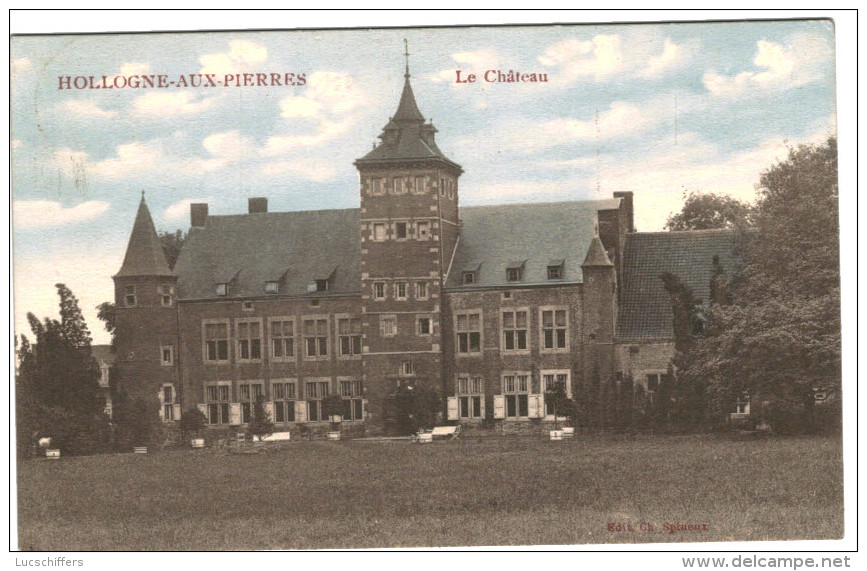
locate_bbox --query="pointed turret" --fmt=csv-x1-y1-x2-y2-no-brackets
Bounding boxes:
115,195,173,277
582,235,615,268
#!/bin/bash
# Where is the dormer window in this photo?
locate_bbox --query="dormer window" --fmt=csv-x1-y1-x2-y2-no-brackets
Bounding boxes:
265,281,279,294
547,260,564,280
315,279,329,292
506,261,525,282
216,283,228,296
462,272,476,285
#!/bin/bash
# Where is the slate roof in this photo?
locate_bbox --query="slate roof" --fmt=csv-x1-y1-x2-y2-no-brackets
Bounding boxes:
356,76,460,169
174,209,361,300
115,197,173,278
582,235,614,267
444,199,622,289
617,229,740,341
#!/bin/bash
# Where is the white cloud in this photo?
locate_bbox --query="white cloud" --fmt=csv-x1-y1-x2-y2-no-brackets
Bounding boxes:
703,37,828,97
13,200,110,229
61,100,118,119
430,48,501,83
260,158,337,182
164,198,209,221
260,117,355,157
538,35,622,82
132,91,215,117
641,38,685,78
90,141,164,179
121,62,151,76
11,139,22,149
199,39,268,76
279,96,322,118
188,130,255,173
11,57,31,79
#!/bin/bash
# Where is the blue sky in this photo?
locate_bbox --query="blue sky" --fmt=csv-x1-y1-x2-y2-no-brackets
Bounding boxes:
11,20,838,344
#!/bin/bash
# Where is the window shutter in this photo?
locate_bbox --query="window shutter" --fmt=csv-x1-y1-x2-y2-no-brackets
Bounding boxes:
295,400,307,423
493,395,505,419
264,401,274,419
229,403,241,425
447,397,458,420
158,406,165,421
529,394,543,418
480,395,486,419
172,404,181,420
361,399,368,421
197,403,208,417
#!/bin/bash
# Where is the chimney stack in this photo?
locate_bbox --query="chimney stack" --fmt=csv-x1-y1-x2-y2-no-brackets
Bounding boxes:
613,191,634,233
190,203,209,228
248,197,268,214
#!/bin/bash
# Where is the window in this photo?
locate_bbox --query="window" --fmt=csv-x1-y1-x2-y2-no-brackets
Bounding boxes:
265,281,279,294
401,361,414,376
541,371,571,417
305,381,330,422
315,279,329,292
416,221,431,240
395,281,408,300
456,312,482,354
340,380,364,421
204,322,229,362
205,384,230,425
242,301,254,311
161,384,176,422
160,284,173,306
502,291,512,300
373,223,387,241
370,177,384,196
380,315,397,337
395,222,408,239
503,374,529,418
541,308,568,351
373,282,386,300
393,177,406,195
547,262,564,280
271,319,295,360
457,376,483,419
304,318,329,359
272,381,296,423
502,310,528,352
239,382,263,423
413,176,425,194
216,283,228,296
440,177,445,196
462,272,476,285
506,262,524,282
734,394,750,415
237,321,262,361
645,372,665,407
338,317,362,357
448,180,454,199
160,345,174,366
124,285,136,307
417,316,432,335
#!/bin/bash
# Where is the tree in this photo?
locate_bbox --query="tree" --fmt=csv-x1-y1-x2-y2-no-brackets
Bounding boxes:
180,407,207,441
159,229,187,270
96,301,116,343
544,379,575,429
246,394,274,442
665,191,752,231
393,383,441,435
16,284,109,456
687,137,839,433
321,394,345,432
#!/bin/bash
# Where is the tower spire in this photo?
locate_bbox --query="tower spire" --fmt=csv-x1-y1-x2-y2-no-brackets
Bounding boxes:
404,38,410,79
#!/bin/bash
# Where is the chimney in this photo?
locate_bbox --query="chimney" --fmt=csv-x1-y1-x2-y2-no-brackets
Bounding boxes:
613,191,634,233
248,197,268,214
190,203,209,228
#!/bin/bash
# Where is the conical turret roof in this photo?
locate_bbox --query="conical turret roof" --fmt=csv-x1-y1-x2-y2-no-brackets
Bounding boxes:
115,195,173,277
582,235,615,267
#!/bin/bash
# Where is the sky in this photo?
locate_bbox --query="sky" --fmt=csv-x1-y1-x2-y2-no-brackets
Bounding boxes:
11,19,839,345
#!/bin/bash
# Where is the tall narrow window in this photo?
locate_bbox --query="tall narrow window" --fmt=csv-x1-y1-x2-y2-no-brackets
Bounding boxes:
456,312,482,354
124,285,136,307
271,319,294,360
393,177,405,194
503,374,529,418
413,176,425,194
160,345,174,366
239,382,263,423
457,376,483,419
338,317,362,357
206,384,230,425
304,318,329,358
541,308,568,351
373,223,387,241
395,281,408,300
415,281,429,300
161,384,176,421
237,321,262,361
373,282,386,300
542,371,570,417
272,381,296,423
395,222,408,239
340,380,364,421
305,381,330,422
502,310,528,352
160,284,173,306
204,322,229,362
380,315,397,337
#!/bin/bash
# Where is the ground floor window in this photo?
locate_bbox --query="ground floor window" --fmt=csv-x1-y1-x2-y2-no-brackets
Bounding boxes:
272,381,296,423
541,370,570,417
340,380,364,421
239,382,263,423
457,376,483,419
206,384,230,425
503,374,529,418
306,381,330,422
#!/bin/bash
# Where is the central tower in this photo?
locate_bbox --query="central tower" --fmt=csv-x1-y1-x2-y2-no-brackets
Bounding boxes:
354,49,463,431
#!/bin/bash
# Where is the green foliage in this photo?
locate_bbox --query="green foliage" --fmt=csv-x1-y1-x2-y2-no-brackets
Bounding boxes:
111,389,159,450
686,137,839,433
158,229,187,270
180,407,207,439
665,191,753,231
96,301,116,343
246,394,274,441
16,284,109,457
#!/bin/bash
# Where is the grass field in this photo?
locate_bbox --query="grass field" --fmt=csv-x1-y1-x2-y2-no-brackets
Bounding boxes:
17,433,843,550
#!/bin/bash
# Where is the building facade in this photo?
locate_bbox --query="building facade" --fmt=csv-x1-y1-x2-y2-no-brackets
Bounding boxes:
112,71,738,434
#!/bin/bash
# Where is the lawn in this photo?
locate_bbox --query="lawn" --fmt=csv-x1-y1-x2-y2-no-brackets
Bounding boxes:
17,433,843,550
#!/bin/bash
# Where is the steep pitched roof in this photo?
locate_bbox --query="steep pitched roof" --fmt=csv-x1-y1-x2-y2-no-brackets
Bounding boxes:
582,235,614,267
444,199,621,289
115,196,173,278
617,229,741,340
174,208,361,300
356,76,460,169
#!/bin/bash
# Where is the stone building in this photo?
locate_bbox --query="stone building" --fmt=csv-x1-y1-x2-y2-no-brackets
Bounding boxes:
112,69,738,434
